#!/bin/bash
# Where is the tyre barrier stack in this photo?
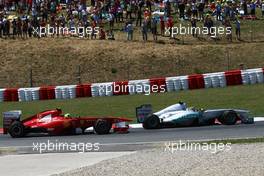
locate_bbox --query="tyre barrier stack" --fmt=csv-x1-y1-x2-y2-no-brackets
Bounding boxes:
0,68,263,102
128,79,150,95
91,82,113,97
0,88,5,102
18,87,40,102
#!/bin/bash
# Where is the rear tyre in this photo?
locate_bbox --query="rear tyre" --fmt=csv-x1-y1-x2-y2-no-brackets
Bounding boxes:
94,119,112,135
217,110,238,125
8,121,25,138
81,128,87,134
143,114,161,129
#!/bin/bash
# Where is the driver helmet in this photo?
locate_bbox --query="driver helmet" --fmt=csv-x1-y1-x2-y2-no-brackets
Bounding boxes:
64,113,71,118
179,101,187,110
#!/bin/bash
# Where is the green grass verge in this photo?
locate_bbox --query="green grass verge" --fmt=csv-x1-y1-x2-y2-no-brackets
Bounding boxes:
0,84,263,127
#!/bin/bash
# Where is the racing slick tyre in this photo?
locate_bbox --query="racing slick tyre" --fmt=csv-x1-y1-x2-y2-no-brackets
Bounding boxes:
217,110,238,125
94,119,112,135
8,121,25,138
143,114,161,129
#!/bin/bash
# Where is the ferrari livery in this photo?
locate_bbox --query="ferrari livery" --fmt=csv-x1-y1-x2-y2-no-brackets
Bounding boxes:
3,109,132,138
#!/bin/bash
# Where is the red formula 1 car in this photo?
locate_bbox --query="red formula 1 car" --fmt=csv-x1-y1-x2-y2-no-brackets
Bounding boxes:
3,109,132,138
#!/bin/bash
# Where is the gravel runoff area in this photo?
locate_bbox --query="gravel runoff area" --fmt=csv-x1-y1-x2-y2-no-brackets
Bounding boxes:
57,143,264,176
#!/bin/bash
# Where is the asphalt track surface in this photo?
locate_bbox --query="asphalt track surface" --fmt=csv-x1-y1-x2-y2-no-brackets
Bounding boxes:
0,121,264,152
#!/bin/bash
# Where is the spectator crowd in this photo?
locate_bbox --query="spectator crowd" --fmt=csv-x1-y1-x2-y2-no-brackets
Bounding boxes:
0,0,263,41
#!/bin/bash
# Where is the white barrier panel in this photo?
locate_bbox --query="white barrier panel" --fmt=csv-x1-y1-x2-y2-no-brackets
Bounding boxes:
55,87,63,99
105,82,113,96
91,83,100,97
31,87,40,101
256,69,264,83
91,82,113,97
127,81,137,95
24,89,33,101
174,78,182,91
99,82,113,96
249,72,257,84
165,77,175,92
241,71,250,85
55,85,77,99
242,68,263,85
203,74,213,88
128,79,150,95
18,88,40,102
0,88,5,102
61,87,69,99
174,77,182,90
18,88,26,102
209,72,226,88
68,85,77,99
166,77,184,91
179,76,189,90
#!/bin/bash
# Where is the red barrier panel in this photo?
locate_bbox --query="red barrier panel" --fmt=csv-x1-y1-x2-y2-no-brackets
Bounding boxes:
225,70,242,86
187,74,205,89
76,84,92,97
113,81,129,95
149,78,167,93
76,85,84,97
82,84,92,97
46,86,55,99
4,88,18,101
39,87,48,100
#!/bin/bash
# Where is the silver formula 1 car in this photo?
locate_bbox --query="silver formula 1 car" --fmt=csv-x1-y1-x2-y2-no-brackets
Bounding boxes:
136,103,254,129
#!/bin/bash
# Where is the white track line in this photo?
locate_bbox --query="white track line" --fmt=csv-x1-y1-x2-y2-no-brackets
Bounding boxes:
129,124,143,128
254,117,264,122
129,117,264,129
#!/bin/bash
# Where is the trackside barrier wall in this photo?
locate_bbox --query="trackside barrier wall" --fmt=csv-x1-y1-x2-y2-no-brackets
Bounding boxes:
113,81,129,95
203,73,213,88
4,88,19,101
39,87,48,100
165,77,176,92
210,72,226,88
180,76,189,90
165,76,188,91
18,87,40,101
225,70,242,86
76,84,92,98
241,68,264,85
0,88,5,102
55,85,77,99
187,74,205,90
38,86,56,100
128,79,150,95
149,78,167,93
1,68,263,102
91,82,113,97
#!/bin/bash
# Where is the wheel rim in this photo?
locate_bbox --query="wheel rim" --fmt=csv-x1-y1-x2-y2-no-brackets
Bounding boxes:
98,122,106,130
150,118,158,126
13,126,21,135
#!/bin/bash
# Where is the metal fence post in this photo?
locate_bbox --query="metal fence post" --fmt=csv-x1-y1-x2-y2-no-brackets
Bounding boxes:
29,68,33,87
77,65,81,84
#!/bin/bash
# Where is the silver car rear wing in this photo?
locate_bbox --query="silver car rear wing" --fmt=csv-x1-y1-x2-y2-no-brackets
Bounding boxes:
136,104,153,123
